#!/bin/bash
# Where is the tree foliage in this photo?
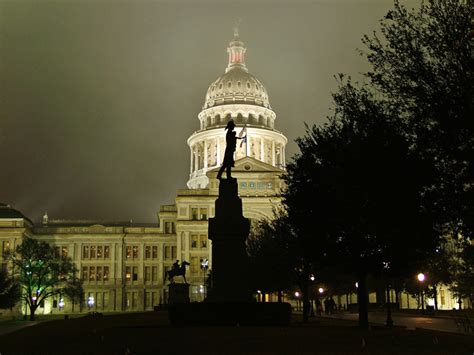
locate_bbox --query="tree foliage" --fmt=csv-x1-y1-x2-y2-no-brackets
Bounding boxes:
10,237,83,320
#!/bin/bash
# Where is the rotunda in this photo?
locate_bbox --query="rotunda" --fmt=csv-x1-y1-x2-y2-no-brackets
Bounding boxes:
187,30,288,189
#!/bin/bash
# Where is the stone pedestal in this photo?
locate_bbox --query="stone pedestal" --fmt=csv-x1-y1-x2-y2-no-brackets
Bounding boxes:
208,178,252,302
168,283,190,304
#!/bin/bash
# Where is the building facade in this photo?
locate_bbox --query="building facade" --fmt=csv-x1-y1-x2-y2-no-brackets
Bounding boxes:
0,31,288,315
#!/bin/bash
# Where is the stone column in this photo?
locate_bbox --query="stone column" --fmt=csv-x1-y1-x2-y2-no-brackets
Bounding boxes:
272,141,276,166
216,138,221,166
260,138,264,161
204,140,208,169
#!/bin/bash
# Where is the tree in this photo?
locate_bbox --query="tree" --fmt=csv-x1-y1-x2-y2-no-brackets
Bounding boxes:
362,0,474,238
0,268,20,310
247,211,314,321
450,240,474,308
10,237,83,320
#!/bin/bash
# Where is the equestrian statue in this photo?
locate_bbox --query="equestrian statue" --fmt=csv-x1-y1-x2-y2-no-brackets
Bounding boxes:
166,260,190,284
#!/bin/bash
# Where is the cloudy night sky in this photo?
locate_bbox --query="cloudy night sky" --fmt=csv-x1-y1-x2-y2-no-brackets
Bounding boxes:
0,0,418,223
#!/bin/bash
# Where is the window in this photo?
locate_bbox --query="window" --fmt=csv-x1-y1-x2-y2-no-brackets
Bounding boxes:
257,182,265,189
89,266,96,281
96,266,103,281
103,266,109,281
132,292,137,309
132,266,138,281
145,246,151,259
90,246,96,259
191,235,198,249
200,208,208,220
83,246,89,259
165,221,175,234
97,246,103,258
163,266,170,281
152,266,158,282
61,247,68,258
267,182,273,189
125,292,131,309
82,267,88,281
2,241,11,256
152,246,158,259
200,235,208,249
125,266,131,281
104,246,110,259
126,246,132,259
171,246,177,259
191,208,198,220
145,266,151,282
164,245,176,260
249,182,255,189
145,292,151,309
132,246,139,259
241,182,247,188
104,292,109,308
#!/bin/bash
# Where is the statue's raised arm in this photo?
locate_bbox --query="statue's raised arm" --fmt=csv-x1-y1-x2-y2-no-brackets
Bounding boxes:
216,120,244,180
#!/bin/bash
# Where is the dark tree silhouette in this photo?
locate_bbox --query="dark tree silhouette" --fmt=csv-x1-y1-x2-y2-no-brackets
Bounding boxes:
0,268,20,310
362,0,473,238
10,237,83,320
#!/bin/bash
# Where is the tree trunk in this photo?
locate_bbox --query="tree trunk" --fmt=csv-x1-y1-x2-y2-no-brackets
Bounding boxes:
277,290,282,303
29,306,36,321
433,285,438,311
302,282,310,323
357,271,369,329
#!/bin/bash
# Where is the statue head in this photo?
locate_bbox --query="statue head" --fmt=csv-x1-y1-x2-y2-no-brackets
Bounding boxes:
225,120,236,131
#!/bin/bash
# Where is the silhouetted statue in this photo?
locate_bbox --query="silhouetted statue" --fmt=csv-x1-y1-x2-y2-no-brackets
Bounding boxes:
167,260,190,284
216,120,245,180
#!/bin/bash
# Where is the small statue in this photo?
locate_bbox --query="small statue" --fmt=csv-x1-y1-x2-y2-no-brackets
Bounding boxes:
216,120,245,180
166,260,190,284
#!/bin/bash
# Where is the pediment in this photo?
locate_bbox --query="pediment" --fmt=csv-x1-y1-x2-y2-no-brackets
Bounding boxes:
208,156,284,174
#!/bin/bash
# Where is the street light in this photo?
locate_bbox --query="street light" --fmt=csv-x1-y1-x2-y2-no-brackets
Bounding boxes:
58,298,65,310
318,287,324,294
417,273,426,313
87,295,95,309
200,258,209,301
294,291,301,311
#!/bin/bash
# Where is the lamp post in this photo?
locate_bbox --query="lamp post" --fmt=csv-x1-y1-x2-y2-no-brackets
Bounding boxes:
417,273,425,314
294,291,300,311
200,258,209,301
309,275,315,317
384,261,393,328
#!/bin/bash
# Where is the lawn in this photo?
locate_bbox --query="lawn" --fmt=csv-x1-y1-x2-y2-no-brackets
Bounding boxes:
0,311,473,354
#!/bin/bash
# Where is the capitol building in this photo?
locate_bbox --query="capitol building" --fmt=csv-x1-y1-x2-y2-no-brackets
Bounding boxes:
0,31,288,314
0,31,462,316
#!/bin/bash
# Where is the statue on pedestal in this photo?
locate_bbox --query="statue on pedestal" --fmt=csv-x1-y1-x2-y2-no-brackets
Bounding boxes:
216,120,246,180
166,260,190,284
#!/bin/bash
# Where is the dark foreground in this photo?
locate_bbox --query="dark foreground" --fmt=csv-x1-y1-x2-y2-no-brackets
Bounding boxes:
0,311,473,354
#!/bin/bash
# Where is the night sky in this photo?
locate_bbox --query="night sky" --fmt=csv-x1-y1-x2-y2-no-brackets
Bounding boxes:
0,0,417,223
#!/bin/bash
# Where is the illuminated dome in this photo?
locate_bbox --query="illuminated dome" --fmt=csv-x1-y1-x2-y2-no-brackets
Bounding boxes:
204,67,271,110
188,29,287,189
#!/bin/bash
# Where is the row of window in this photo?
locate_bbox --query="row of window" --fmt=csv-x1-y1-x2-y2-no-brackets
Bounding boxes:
54,246,69,259
240,182,273,190
83,245,110,260
126,245,177,260
191,207,208,221
190,235,208,249
82,266,110,282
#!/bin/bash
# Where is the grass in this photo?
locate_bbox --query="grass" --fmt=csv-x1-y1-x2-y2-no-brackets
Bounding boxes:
0,311,473,354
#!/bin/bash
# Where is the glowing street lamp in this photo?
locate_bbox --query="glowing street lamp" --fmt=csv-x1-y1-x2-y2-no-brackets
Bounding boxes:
309,274,315,282
58,298,65,310
417,273,426,313
294,291,301,311
87,296,95,309
318,287,324,294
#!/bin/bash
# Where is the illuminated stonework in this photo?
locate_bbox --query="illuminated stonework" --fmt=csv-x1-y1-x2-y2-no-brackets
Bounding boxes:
187,32,287,189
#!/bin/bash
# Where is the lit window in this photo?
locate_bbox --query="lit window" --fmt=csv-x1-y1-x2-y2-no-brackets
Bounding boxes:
249,182,255,189
200,208,208,220
267,182,273,189
132,246,139,259
125,266,131,281
126,246,132,259
2,241,11,255
103,266,109,282
83,246,89,259
200,235,208,249
104,246,110,259
97,246,103,259
61,247,68,259
89,266,96,281
191,235,198,249
96,266,103,281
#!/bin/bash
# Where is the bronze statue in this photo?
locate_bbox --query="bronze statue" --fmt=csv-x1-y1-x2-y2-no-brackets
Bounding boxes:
167,260,190,284
216,120,245,179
